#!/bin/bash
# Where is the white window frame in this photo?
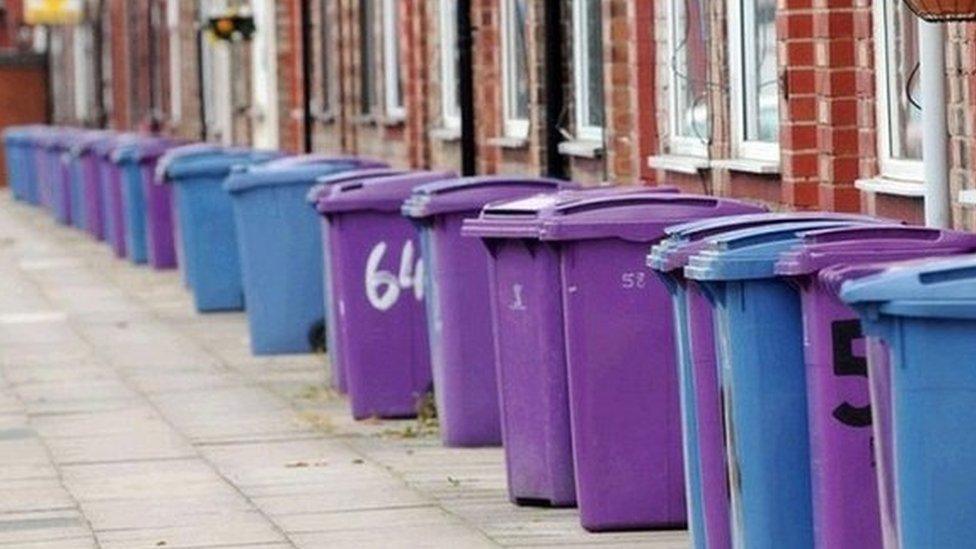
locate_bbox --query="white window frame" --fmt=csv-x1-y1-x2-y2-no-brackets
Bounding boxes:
873,1,924,182
500,0,529,139
572,0,603,142
382,0,405,120
726,0,780,164
167,0,182,124
439,0,460,130
72,24,94,123
666,0,708,157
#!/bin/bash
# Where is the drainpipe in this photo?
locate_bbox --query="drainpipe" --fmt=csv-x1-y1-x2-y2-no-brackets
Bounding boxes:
920,20,950,228
299,0,313,153
542,0,566,179
457,0,476,176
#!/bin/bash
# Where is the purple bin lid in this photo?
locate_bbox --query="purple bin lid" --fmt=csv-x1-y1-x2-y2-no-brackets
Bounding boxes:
538,194,765,243
305,168,406,204
401,175,580,218
316,171,457,215
461,185,680,240
775,225,976,276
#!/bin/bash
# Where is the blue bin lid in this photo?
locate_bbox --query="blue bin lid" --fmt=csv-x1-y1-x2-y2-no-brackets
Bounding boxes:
91,133,140,158
775,225,976,276
461,186,679,240
316,171,457,215
648,212,876,273
401,175,578,219
158,145,282,182
109,136,179,165
305,168,406,204
840,254,976,319
537,194,764,243
68,131,119,157
3,125,45,145
684,220,884,281
223,155,388,194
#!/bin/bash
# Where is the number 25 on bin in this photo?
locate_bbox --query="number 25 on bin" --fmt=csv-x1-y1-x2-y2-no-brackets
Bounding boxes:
365,241,424,311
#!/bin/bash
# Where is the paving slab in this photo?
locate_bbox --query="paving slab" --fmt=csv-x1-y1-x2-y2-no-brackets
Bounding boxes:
0,195,689,548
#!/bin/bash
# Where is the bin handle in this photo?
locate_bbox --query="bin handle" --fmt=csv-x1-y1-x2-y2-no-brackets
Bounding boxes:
555,195,718,215
803,225,939,244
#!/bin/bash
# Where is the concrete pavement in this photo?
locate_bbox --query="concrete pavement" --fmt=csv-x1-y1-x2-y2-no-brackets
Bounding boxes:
0,194,689,548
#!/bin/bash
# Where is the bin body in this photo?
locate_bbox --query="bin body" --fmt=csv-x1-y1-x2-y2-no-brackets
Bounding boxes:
403,177,576,447
224,157,386,355
49,132,79,226
113,146,149,264
316,172,455,419
77,134,116,240
307,169,404,390
92,136,134,257
841,256,976,549
3,127,39,203
159,145,281,312
684,220,892,549
534,194,762,531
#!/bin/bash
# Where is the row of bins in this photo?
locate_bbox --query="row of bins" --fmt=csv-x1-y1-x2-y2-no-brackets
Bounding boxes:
5,125,976,547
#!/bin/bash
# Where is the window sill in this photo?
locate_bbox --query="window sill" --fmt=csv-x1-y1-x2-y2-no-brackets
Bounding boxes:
486,136,529,149
959,190,976,206
855,177,925,198
312,110,336,124
710,158,780,175
647,154,711,175
351,114,377,126
558,139,604,159
430,126,462,142
379,114,406,127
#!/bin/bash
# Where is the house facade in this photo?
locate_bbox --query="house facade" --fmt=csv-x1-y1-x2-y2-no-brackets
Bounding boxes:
41,0,976,228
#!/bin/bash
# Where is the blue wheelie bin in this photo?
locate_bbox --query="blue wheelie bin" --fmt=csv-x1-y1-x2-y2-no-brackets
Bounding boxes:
3,125,39,203
841,255,976,549
223,155,388,355
157,145,281,312
682,219,886,549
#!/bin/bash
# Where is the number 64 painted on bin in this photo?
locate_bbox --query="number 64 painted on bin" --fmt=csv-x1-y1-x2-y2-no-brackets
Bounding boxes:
365,241,424,311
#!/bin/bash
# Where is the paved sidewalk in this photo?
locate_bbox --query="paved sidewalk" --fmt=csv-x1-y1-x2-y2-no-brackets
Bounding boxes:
0,195,688,549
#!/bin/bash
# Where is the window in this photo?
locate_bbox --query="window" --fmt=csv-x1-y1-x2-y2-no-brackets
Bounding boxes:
319,0,334,116
500,0,529,139
439,0,460,130
359,0,375,115
572,0,604,141
382,0,404,120
668,0,709,156
727,0,780,163
876,1,922,181
167,0,181,124
72,24,94,122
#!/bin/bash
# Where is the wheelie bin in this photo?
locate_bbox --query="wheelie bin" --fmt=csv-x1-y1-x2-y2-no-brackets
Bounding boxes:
157,145,281,312
315,171,455,419
401,176,577,447
223,155,387,355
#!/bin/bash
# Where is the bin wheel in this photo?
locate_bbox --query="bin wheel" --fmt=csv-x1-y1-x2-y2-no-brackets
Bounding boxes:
308,319,327,353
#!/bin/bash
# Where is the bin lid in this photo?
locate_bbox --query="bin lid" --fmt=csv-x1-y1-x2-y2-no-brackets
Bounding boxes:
305,168,405,204
775,225,976,276
461,186,681,239
223,156,387,194
158,145,282,182
45,129,86,152
648,212,874,273
68,131,119,156
820,262,892,299
316,171,457,215
537,194,764,243
401,175,578,218
3,125,44,145
91,133,139,158
840,254,976,319
110,137,180,165
684,219,885,282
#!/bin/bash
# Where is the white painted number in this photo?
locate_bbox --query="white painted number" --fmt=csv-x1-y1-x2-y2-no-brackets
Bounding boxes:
365,241,424,311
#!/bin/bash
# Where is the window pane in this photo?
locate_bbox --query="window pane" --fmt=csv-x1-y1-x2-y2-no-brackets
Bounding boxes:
745,0,778,143
386,0,403,111
887,4,922,161
440,0,459,122
320,0,331,112
672,0,708,141
584,0,603,128
510,0,528,120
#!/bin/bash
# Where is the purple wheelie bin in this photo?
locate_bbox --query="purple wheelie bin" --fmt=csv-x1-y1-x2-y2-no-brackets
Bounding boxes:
74,132,117,240
460,186,678,507
401,176,578,447
542,193,761,531
307,168,409,392
646,212,894,549
137,138,182,269
315,171,455,419
773,225,976,549
94,134,137,258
